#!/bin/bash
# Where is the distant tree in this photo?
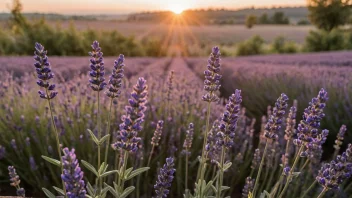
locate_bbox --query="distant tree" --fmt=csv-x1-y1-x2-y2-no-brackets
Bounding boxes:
245,15,257,29
297,19,310,25
271,12,290,24
10,0,28,28
259,13,270,24
308,0,352,31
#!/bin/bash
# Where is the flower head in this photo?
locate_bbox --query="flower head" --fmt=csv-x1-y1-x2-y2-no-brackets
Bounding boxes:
216,89,242,149
264,93,289,140
8,166,25,197
334,125,347,152
151,120,164,146
88,41,106,91
285,105,297,140
294,88,328,147
34,42,58,99
202,46,222,103
61,148,86,198
106,54,125,98
182,123,194,156
242,177,254,198
166,70,174,102
113,77,148,152
154,157,176,198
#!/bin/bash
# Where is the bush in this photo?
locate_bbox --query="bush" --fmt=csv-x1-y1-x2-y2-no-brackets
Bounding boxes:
271,36,298,54
304,29,345,52
236,35,264,56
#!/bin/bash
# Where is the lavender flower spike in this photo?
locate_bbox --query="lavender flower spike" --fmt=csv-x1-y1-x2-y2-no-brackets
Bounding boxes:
264,93,289,140
182,123,194,156
151,120,164,146
106,54,125,98
8,166,25,197
242,177,254,198
334,125,347,152
316,144,352,190
202,46,222,103
61,148,86,198
89,41,106,91
34,42,58,99
293,88,328,147
113,77,148,152
154,157,176,198
217,89,242,149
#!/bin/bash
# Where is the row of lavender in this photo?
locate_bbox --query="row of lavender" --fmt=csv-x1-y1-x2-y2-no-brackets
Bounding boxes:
0,43,351,198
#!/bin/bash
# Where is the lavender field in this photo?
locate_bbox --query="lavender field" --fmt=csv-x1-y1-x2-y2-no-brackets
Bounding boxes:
0,46,352,198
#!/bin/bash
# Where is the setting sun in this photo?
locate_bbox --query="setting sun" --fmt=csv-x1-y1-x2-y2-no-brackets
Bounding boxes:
168,4,187,14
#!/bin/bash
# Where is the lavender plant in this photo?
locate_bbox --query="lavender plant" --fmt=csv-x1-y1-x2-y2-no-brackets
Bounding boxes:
153,157,176,198
8,166,25,197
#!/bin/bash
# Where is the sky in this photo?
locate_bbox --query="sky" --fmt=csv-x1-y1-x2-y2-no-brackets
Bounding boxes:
1,0,307,14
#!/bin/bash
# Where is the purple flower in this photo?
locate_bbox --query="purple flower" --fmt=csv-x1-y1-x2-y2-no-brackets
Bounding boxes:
112,77,148,152
34,43,58,100
0,145,5,159
334,125,347,151
61,148,86,198
11,139,17,150
106,54,125,98
151,120,164,146
316,144,352,190
285,105,297,140
264,93,289,140
202,46,222,103
242,177,254,198
154,157,176,198
216,89,242,149
182,123,194,156
293,88,328,147
29,156,38,171
166,71,174,102
8,166,25,197
251,149,261,170
88,41,106,91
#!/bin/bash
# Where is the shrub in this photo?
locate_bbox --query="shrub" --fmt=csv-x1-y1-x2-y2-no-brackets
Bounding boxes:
304,29,345,52
271,36,298,54
236,35,265,56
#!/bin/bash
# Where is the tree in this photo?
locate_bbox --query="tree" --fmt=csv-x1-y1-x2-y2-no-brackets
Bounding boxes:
245,15,257,29
308,0,352,31
271,12,290,24
259,13,270,24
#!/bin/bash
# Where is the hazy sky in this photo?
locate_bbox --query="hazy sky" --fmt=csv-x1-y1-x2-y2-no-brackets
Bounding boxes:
1,0,306,14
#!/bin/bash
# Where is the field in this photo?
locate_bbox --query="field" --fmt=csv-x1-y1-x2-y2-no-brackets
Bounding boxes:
1,47,352,197
56,21,314,45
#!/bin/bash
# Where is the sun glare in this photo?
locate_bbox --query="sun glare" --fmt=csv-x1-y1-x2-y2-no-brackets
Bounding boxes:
170,5,186,15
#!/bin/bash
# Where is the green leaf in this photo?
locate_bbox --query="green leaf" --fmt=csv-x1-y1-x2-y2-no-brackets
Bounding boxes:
81,160,98,176
87,182,95,196
85,195,93,198
101,170,118,178
292,172,301,178
105,183,118,197
87,129,99,145
223,162,232,171
204,180,214,194
41,155,61,167
99,134,110,145
52,186,64,195
120,186,135,198
98,162,106,175
221,186,230,191
126,167,150,180
42,188,56,198
125,167,133,177
113,182,119,192
101,186,110,196
264,190,271,198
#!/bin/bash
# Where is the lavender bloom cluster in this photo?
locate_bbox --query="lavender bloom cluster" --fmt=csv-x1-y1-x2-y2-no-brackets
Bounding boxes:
334,125,347,151
89,41,106,91
284,105,297,140
34,42,58,99
106,54,125,98
242,177,254,198
154,157,176,198
217,89,242,149
316,144,352,190
264,93,289,140
8,166,25,197
151,120,164,146
61,148,86,198
113,78,148,152
293,88,328,147
202,46,222,103
182,123,194,156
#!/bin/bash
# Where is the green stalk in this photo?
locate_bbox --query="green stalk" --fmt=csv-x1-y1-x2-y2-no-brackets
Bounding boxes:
270,175,283,197
300,180,317,198
300,159,310,172
118,151,129,192
104,98,114,167
97,91,102,195
278,144,304,198
45,88,67,198
316,187,328,198
216,146,226,198
114,150,119,184
252,140,269,197
185,153,189,190
147,145,155,169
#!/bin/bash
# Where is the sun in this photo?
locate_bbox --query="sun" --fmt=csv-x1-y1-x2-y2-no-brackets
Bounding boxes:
169,5,186,15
